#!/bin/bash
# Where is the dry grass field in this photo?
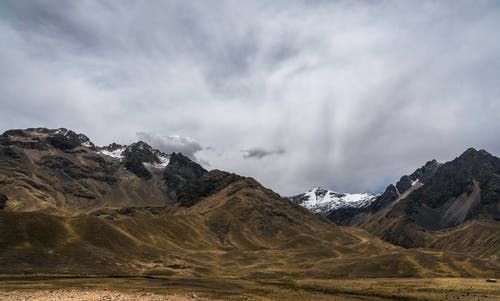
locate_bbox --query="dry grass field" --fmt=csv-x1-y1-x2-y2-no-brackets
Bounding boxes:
0,276,498,300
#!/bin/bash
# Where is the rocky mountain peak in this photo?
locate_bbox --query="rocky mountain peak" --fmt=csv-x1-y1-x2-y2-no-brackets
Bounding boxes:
367,159,442,214
105,143,124,151
123,141,161,164
163,153,207,201
396,159,442,194
1,127,95,150
456,147,495,165
290,187,378,216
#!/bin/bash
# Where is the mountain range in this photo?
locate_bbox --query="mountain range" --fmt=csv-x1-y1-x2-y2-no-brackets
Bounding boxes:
0,128,498,280
292,149,499,263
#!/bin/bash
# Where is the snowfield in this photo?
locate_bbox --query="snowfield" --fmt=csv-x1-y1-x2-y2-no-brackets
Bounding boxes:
289,187,378,215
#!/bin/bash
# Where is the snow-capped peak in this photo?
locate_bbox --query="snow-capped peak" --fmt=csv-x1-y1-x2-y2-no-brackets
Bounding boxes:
98,142,171,169
289,187,379,215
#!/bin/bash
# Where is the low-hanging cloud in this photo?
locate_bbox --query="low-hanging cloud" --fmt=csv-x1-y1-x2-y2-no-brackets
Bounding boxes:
137,132,203,160
241,147,286,159
242,147,286,159
1,1,500,195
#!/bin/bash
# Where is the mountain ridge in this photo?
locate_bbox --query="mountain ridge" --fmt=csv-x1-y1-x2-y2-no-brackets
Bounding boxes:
0,128,497,279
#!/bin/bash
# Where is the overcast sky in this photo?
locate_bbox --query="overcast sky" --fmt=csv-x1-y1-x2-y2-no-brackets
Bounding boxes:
1,1,500,195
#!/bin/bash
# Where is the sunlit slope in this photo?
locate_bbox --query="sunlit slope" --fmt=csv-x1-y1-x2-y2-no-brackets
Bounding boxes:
1,173,496,278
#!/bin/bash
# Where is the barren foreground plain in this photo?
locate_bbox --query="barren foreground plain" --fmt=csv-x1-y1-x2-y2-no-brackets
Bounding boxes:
0,276,498,300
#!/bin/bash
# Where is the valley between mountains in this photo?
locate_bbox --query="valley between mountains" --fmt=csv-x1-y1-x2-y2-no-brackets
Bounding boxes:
0,128,498,300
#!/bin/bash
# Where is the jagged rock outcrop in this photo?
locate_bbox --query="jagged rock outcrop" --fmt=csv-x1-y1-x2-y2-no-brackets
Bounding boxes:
122,141,160,180
368,184,400,212
395,159,441,194
365,159,442,215
163,152,207,201
176,170,242,207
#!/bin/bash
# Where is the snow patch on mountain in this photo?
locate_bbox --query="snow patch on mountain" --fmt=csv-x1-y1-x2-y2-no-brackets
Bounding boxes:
98,142,171,169
143,154,170,169
55,128,70,136
289,187,378,215
99,147,126,160
81,141,93,148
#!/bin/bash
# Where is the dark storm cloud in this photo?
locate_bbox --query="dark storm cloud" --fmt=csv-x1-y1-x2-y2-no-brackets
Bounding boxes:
1,1,500,195
242,147,286,159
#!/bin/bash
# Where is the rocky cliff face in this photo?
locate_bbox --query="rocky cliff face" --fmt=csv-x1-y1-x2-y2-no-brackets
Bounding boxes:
163,152,208,201
365,159,442,215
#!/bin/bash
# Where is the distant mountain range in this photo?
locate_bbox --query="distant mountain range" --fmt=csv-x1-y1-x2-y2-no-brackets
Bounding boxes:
290,159,441,219
0,127,498,279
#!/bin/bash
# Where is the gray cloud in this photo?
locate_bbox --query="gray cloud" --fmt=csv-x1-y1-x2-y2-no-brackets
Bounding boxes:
1,1,500,195
136,132,203,161
242,147,286,159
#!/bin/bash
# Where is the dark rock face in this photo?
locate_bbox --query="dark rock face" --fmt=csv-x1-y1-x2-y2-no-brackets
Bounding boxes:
405,148,500,229
121,141,171,180
122,142,156,180
414,149,500,208
288,193,309,205
396,160,441,194
123,159,152,180
326,207,366,225
177,170,242,207
0,145,29,162
123,141,160,164
46,132,90,150
166,153,207,179
363,159,442,214
0,194,7,209
1,129,48,150
357,149,500,231
314,188,328,199
40,155,117,184
105,143,124,151
163,153,207,201
368,184,400,212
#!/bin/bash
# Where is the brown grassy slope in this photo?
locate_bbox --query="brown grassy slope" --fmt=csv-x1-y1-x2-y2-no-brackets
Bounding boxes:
0,144,168,214
356,198,499,264
1,175,497,279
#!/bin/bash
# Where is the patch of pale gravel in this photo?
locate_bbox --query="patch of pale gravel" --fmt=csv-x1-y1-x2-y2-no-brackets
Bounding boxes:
0,289,214,301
